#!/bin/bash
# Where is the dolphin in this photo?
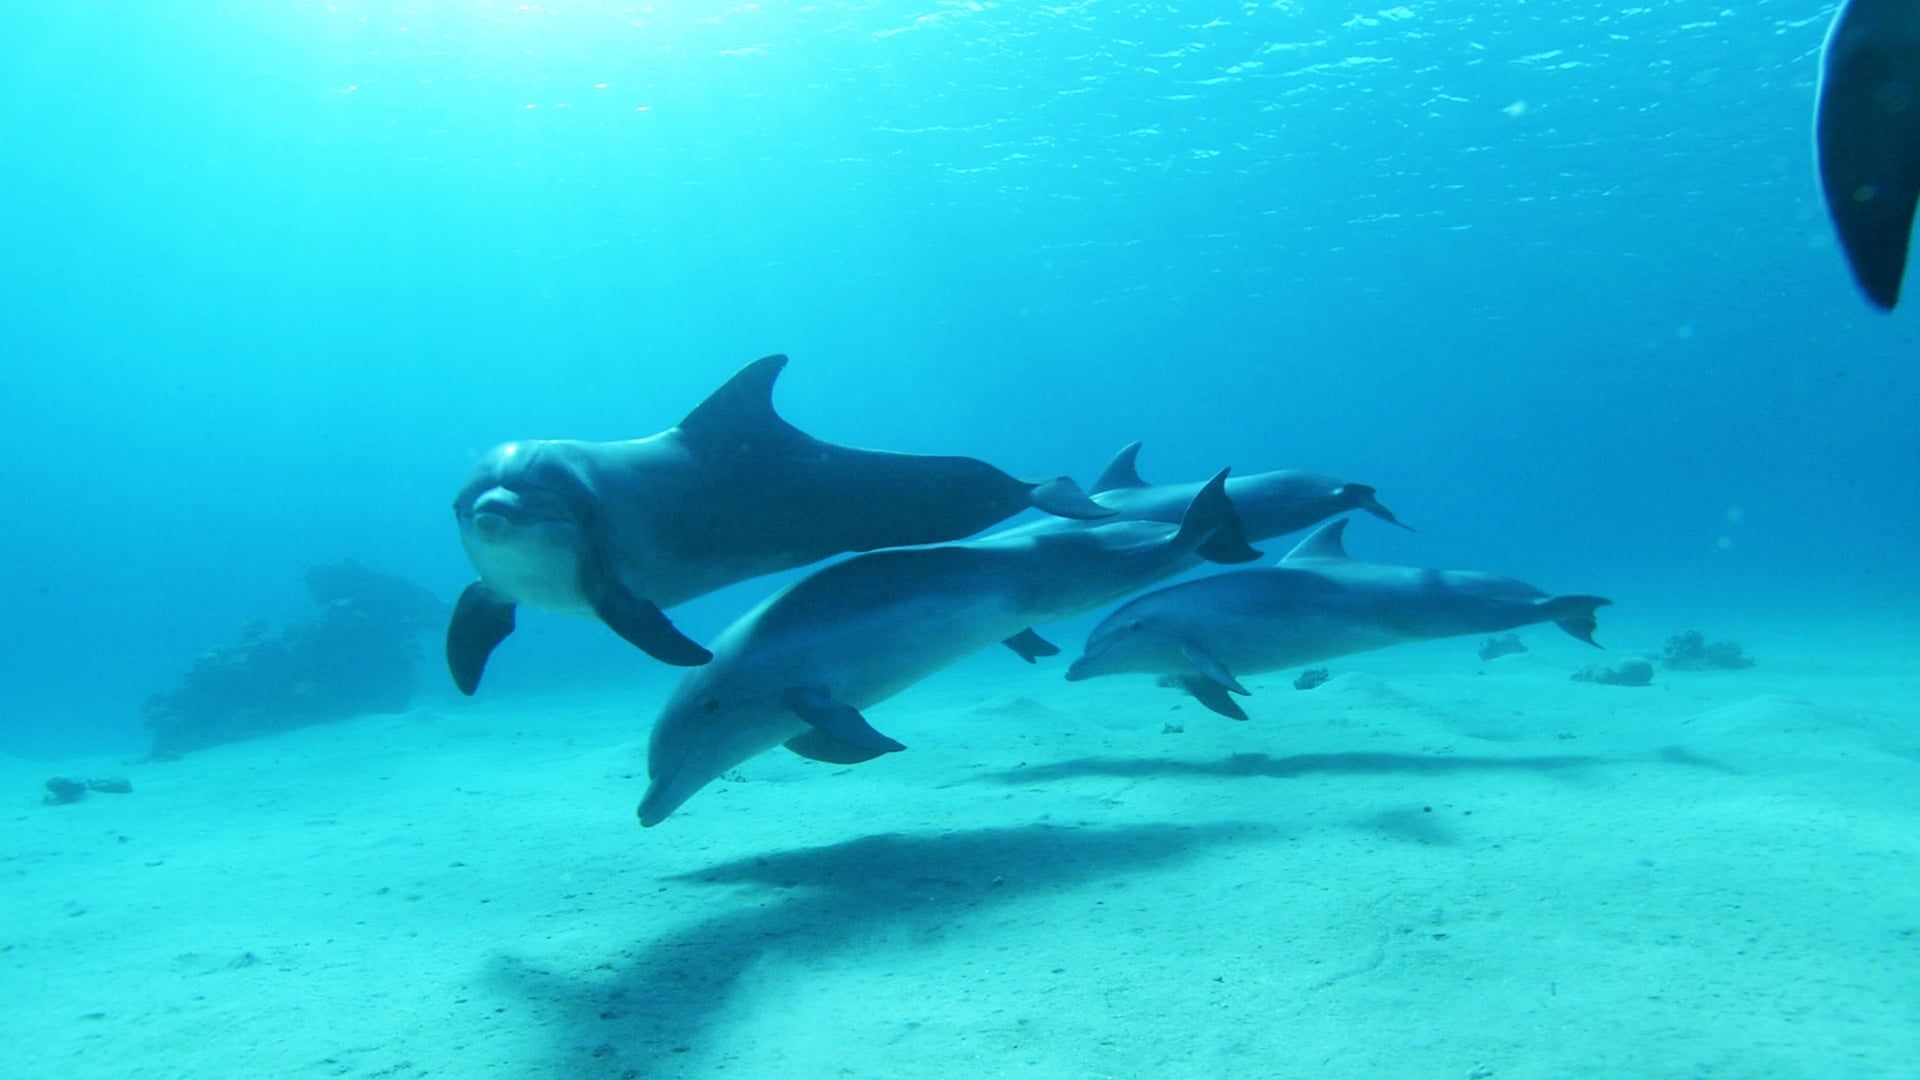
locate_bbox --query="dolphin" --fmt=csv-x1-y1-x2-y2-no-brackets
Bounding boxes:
447,355,1111,694
1065,519,1609,720
992,441,1407,541
636,470,1259,826
1817,0,1920,309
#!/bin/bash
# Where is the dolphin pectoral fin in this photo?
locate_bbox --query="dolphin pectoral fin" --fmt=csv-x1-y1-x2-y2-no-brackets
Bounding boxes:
1542,595,1611,648
1181,641,1249,695
1002,627,1061,664
1168,674,1250,721
1818,1,1920,309
783,730,895,765
784,687,907,753
447,582,516,695
587,580,713,666
1029,476,1115,520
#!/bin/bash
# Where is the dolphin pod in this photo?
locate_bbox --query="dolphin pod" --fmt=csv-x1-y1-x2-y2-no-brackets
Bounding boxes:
1064,519,1609,720
991,441,1407,542
443,356,1612,825
446,355,1111,693
1817,0,1920,310
636,471,1259,826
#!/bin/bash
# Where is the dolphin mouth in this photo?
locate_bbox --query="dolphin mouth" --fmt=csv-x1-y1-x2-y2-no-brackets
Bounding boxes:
471,511,515,540
466,490,563,541
1063,658,1092,682
471,490,529,523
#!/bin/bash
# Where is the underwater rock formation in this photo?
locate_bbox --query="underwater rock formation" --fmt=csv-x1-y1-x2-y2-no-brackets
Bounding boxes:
144,561,445,757
1477,633,1528,661
1660,630,1754,671
39,776,130,805
42,777,87,804
1293,667,1331,691
1571,658,1655,687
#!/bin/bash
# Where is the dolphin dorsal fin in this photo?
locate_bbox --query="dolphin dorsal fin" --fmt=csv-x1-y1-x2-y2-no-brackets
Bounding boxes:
1282,518,1351,562
677,355,797,441
1091,441,1149,494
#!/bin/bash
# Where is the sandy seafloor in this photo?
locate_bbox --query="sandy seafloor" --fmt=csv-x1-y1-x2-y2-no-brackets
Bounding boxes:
5,616,1917,1079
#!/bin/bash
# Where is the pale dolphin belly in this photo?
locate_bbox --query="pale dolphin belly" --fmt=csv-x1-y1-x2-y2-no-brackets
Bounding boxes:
1201,614,1413,675
459,528,592,615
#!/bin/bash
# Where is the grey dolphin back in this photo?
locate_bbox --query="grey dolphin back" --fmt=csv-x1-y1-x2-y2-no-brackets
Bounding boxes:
1817,0,1920,309
672,354,1106,560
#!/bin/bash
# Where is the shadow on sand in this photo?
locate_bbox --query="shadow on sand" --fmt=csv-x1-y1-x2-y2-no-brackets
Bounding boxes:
490,821,1263,1077
976,749,1605,785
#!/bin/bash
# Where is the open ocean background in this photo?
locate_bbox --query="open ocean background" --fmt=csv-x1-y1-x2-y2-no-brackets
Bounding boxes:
4,0,1916,759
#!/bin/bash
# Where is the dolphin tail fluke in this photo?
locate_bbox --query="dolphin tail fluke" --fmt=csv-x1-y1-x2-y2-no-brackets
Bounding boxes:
1029,476,1114,520
1177,469,1262,564
447,582,516,695
1543,595,1611,648
1340,483,1414,531
1818,1,1920,310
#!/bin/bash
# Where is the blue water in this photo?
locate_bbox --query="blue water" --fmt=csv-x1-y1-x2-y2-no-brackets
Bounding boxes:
3,1,1915,750
7,6,1920,1077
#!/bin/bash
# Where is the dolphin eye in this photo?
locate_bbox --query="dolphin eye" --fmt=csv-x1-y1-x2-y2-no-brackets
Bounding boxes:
701,696,720,714
1127,619,1144,631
